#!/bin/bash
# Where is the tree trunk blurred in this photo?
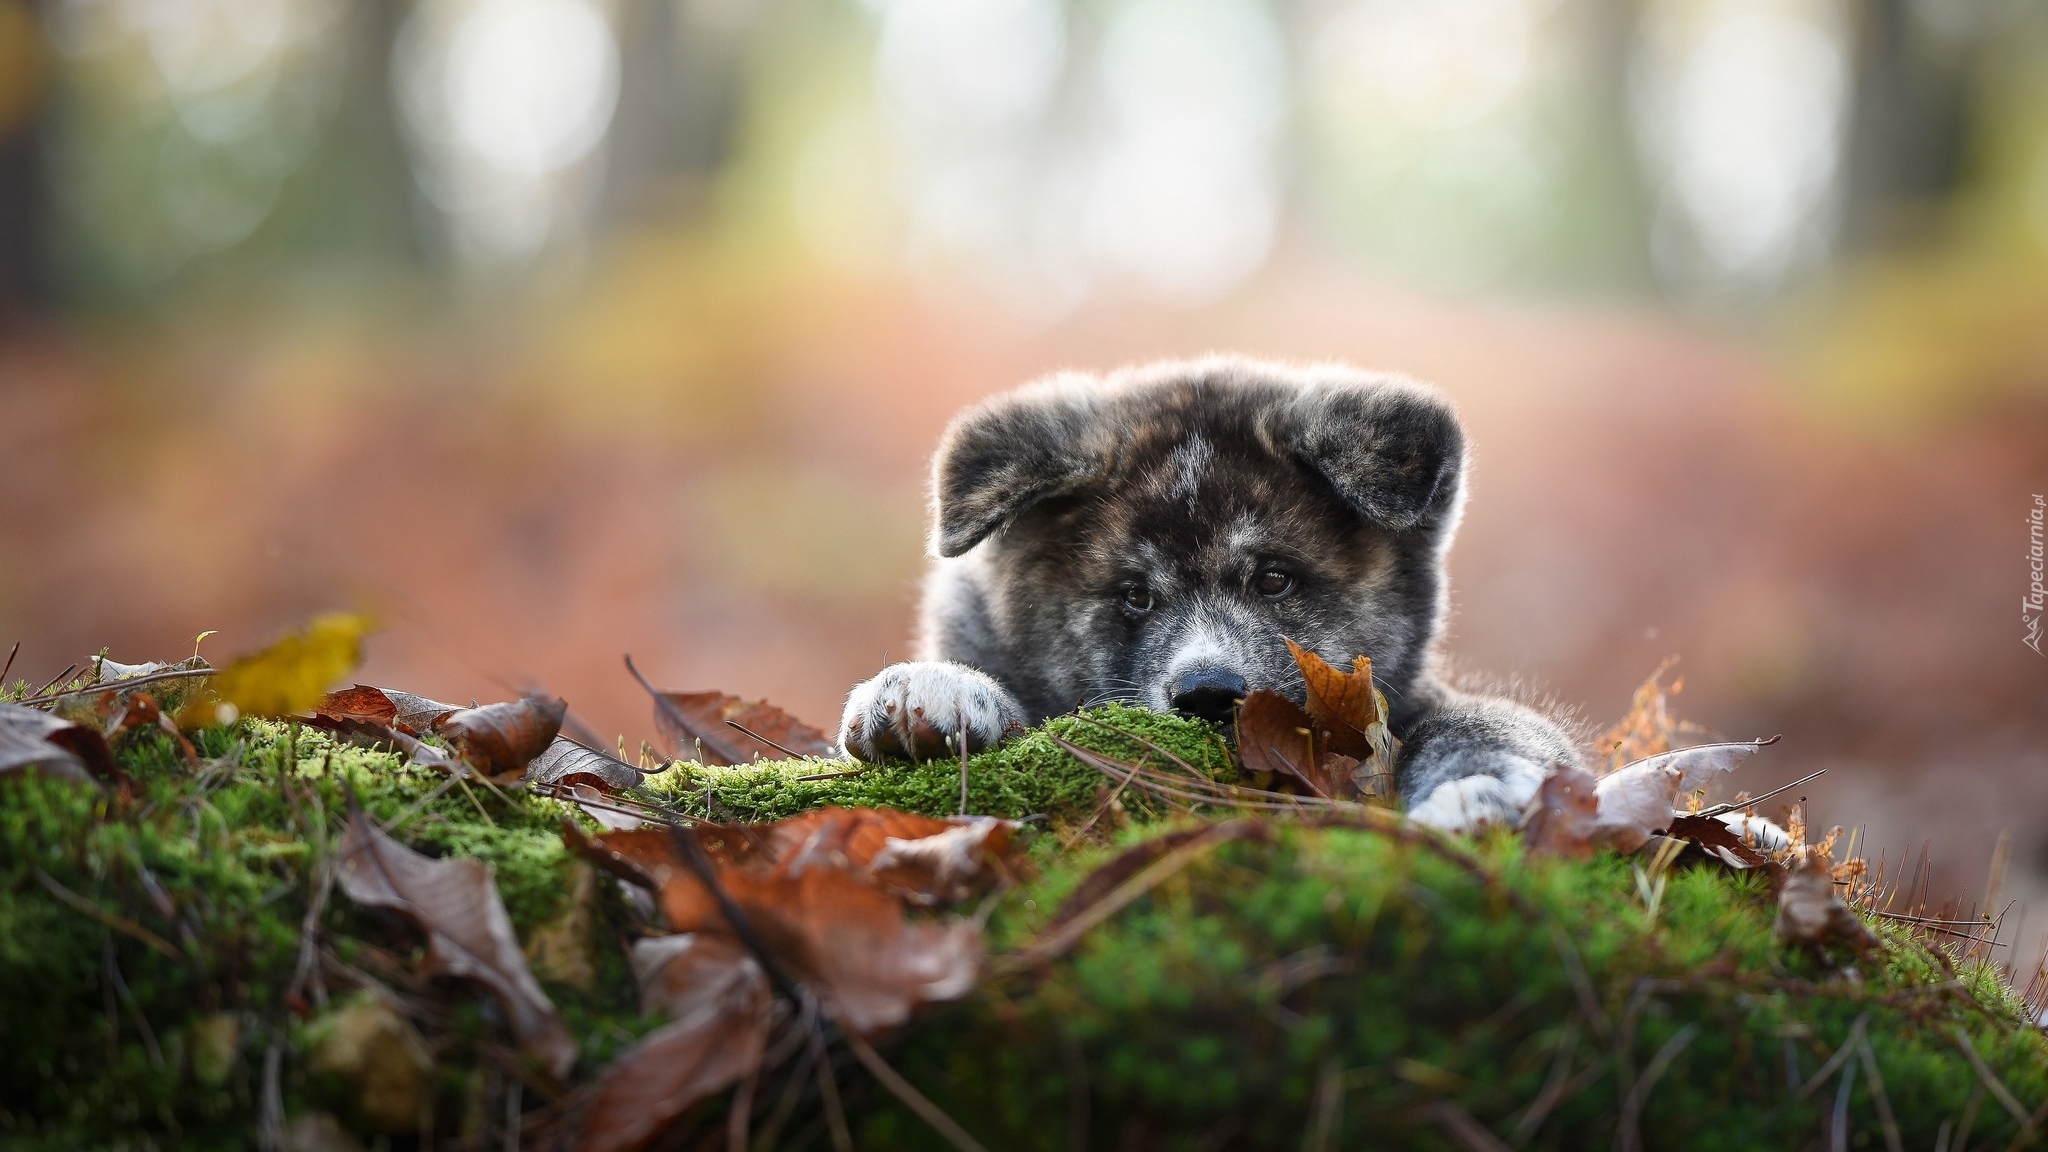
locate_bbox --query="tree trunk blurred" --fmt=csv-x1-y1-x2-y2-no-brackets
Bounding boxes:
0,0,49,315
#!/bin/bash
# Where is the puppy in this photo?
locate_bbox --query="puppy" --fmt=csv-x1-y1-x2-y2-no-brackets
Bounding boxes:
838,358,1583,831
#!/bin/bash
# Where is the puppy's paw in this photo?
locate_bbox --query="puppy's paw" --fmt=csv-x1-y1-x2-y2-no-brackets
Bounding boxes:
839,662,1028,763
1404,755,1545,833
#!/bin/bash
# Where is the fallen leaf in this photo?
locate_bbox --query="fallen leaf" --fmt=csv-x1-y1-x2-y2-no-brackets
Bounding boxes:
211,613,372,719
1591,739,1778,852
627,656,836,765
1774,855,1878,955
596,818,985,1033
528,737,644,792
432,696,567,780
1521,763,1600,858
579,934,770,1152
1235,690,1348,799
865,816,1018,906
0,702,115,784
314,685,461,735
1285,638,1380,759
335,808,576,1079
671,865,980,1034
1666,814,1776,871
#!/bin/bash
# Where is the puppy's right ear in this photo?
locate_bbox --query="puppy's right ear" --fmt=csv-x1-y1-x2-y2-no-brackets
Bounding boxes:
931,378,1104,557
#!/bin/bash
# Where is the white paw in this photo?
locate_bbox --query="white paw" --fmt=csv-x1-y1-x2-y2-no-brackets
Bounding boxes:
839,662,1028,763
1405,757,1544,833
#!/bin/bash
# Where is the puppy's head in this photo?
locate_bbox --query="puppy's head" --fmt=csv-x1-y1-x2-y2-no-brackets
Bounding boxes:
928,358,1466,724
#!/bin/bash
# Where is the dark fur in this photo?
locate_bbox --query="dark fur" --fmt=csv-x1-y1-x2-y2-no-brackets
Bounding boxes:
840,358,1583,829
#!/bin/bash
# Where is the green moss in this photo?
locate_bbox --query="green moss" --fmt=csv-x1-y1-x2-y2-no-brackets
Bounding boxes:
642,703,1235,826
3,707,2044,1151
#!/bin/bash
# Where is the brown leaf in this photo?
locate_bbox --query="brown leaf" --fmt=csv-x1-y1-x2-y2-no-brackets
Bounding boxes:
1235,690,1351,799
335,810,576,1079
316,685,399,728
528,737,643,792
433,696,567,781
1521,763,1599,859
1285,638,1379,758
663,864,980,1034
579,934,770,1152
864,816,1018,906
626,657,836,764
1774,855,1878,954
315,685,460,735
0,702,115,785
1666,814,1776,871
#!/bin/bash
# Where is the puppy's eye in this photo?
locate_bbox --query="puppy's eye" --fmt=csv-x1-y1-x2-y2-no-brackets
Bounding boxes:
1121,586,1156,614
1253,569,1295,599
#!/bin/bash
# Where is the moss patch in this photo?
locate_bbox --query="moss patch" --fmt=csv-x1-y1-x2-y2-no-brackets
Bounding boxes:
1,707,2043,1151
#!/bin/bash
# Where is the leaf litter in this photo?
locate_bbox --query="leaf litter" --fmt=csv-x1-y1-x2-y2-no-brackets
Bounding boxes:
5,623,2041,1152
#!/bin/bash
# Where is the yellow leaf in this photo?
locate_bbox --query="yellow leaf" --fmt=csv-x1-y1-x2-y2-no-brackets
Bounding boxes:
212,614,372,719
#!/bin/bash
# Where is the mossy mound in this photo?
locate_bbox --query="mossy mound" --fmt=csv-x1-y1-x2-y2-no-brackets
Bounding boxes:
1,706,2043,1151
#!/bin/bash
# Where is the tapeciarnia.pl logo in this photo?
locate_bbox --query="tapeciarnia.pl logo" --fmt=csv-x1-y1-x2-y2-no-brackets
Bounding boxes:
2027,494,2045,656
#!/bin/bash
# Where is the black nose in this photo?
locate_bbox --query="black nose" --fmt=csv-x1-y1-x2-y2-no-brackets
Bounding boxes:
1170,669,1249,724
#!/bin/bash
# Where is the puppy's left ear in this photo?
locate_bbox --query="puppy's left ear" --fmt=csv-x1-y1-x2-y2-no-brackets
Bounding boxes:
1283,378,1466,532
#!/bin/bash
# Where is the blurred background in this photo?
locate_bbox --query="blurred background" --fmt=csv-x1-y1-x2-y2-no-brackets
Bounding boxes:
0,0,2044,957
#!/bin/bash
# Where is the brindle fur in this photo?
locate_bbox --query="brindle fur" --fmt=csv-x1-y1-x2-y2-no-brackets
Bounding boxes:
839,357,1584,830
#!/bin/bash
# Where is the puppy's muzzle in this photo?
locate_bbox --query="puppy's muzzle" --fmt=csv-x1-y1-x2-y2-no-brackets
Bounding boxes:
1169,668,1247,725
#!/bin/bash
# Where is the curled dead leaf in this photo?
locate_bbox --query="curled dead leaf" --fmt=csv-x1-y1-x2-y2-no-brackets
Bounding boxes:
433,696,566,781
1665,814,1776,871
1521,763,1599,859
578,933,771,1152
0,702,116,784
335,809,576,1079
1285,638,1382,760
1774,855,1878,955
1590,739,1777,852
627,656,836,765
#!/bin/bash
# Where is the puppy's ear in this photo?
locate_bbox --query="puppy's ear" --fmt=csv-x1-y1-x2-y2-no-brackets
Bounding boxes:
931,378,1104,557
1284,378,1466,532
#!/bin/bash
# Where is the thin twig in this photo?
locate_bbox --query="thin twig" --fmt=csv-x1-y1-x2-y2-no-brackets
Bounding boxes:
26,663,79,700
1425,1101,1510,1152
35,869,183,961
1798,1016,1869,1101
1509,1016,1582,1144
807,1015,854,1152
1305,1054,1344,1152
996,821,1261,973
1548,926,1613,1039
0,640,18,687
1954,1027,2031,1127
1612,1024,1698,1152
725,720,808,761
840,1027,993,1152
1857,1033,1904,1152
20,663,216,706
1693,769,1827,819
1831,1055,1857,1152
1063,751,1149,847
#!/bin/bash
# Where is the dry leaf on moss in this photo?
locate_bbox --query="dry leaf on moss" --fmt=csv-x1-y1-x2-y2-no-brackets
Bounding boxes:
335,810,576,1079
626,656,836,765
579,933,771,1152
0,702,114,784
1591,739,1778,852
432,696,566,780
